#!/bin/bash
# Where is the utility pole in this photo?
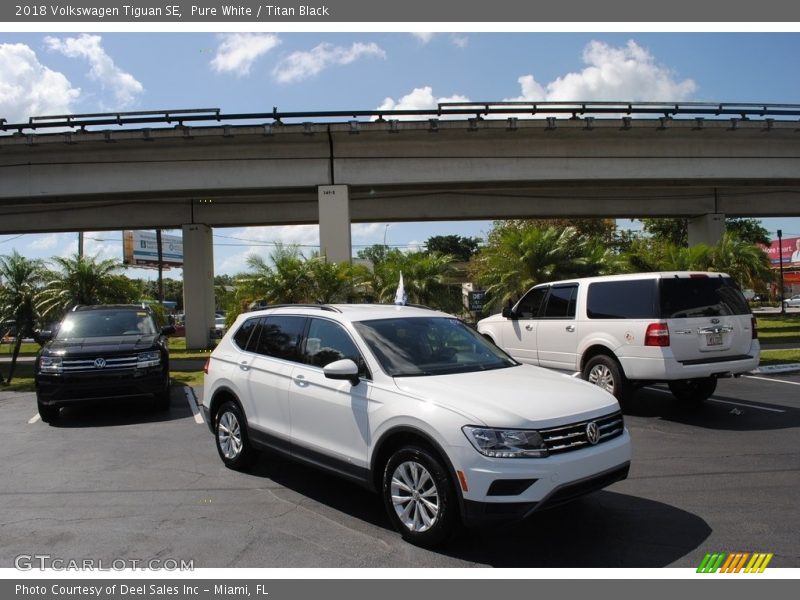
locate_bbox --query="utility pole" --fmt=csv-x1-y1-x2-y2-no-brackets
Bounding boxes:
156,229,164,303
778,229,785,314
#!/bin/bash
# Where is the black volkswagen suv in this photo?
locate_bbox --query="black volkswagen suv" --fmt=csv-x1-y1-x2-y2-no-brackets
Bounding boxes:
35,305,174,423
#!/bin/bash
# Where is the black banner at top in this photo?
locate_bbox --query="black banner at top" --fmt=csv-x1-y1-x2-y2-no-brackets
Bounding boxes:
2,0,800,23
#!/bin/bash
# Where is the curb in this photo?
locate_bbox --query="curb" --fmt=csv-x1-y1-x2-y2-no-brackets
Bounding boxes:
751,363,800,375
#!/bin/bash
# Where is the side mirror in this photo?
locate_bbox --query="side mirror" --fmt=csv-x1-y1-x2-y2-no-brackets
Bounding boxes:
36,330,53,343
323,358,360,386
161,325,176,336
502,298,518,319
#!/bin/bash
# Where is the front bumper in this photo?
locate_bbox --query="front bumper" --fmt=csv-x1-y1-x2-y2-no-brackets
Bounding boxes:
462,461,630,526
36,367,167,406
454,428,632,527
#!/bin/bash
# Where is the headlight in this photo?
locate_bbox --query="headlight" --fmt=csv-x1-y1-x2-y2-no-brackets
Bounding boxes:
462,426,548,458
137,351,161,368
39,356,63,373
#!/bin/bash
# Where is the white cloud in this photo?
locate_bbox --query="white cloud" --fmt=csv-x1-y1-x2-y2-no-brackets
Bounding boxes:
45,34,143,109
376,86,470,118
27,233,64,251
210,33,281,76
273,42,386,84
411,33,436,45
451,35,469,49
0,43,79,122
508,40,696,102
216,225,320,274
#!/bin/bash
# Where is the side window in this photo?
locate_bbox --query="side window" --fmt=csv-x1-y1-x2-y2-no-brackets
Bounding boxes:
543,285,578,318
251,316,306,363
587,280,657,319
303,319,369,378
232,317,259,350
516,287,548,319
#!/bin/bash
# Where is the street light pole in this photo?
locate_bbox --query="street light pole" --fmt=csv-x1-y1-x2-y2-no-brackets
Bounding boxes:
778,229,785,314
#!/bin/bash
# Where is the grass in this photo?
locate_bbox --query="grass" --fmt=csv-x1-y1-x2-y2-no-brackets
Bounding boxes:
755,314,800,345
759,348,800,366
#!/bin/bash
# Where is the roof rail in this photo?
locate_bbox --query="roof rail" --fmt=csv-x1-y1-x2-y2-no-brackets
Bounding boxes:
254,303,342,313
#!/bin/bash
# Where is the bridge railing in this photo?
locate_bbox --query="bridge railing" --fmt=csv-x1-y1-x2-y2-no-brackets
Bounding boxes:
3,101,800,135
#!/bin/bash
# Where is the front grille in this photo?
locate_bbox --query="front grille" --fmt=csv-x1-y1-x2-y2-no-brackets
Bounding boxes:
62,355,139,372
539,411,624,455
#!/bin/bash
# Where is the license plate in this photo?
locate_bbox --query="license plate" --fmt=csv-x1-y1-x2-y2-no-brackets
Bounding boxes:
706,333,723,346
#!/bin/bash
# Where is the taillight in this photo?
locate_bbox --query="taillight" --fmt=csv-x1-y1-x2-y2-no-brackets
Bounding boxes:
645,323,670,347
203,358,210,374
751,316,758,340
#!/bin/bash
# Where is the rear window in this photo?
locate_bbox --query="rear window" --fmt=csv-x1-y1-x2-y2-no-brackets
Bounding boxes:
659,277,750,318
587,280,658,319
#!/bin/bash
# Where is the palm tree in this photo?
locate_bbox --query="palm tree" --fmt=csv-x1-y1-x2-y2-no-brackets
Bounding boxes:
305,253,370,303
37,254,135,320
710,232,774,289
470,225,620,311
0,251,45,384
364,248,458,310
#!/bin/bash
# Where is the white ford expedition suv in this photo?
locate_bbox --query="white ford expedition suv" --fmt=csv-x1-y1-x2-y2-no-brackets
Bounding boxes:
478,272,759,404
203,304,631,546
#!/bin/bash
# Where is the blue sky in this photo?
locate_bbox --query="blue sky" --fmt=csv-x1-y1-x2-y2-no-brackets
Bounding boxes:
2,32,800,278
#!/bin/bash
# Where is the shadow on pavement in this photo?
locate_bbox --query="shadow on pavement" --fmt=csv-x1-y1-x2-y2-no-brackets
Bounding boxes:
45,387,194,428
622,387,800,431
246,452,710,567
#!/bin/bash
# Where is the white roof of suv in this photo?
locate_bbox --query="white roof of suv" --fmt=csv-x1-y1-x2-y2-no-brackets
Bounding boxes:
253,303,454,321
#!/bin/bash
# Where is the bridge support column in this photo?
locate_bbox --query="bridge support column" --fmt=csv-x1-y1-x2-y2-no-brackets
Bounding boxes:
688,213,725,246
182,224,215,349
318,185,352,263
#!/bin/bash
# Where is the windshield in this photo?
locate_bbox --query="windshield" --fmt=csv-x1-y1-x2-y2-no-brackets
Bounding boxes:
353,317,517,377
55,310,158,339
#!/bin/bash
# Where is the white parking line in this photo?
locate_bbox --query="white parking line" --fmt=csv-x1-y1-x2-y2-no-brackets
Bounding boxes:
644,386,786,413
28,413,40,424
183,386,204,424
707,398,785,413
744,375,800,387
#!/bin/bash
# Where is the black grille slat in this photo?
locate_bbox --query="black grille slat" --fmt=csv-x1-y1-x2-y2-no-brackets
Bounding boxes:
539,411,624,455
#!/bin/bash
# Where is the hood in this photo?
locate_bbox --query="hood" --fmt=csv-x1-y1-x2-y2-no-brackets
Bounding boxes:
392,364,619,429
477,313,505,327
44,335,159,355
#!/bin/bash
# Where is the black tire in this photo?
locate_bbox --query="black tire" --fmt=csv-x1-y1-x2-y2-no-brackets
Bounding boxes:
37,396,59,423
582,354,630,403
668,377,717,403
214,400,255,471
382,444,459,547
153,378,171,411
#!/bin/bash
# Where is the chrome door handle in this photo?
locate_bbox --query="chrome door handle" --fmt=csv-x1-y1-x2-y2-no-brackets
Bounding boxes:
525,324,533,331
565,325,575,332
239,361,249,371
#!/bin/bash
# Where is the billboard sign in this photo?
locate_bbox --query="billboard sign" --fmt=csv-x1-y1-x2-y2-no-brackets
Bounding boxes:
762,236,800,268
123,230,183,269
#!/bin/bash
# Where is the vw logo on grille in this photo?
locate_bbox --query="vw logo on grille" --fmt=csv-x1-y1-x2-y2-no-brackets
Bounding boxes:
585,421,600,445
93,358,106,369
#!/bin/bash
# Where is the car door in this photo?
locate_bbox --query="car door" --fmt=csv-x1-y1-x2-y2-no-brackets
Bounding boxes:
242,315,307,448
536,284,580,371
503,286,548,364
288,318,373,477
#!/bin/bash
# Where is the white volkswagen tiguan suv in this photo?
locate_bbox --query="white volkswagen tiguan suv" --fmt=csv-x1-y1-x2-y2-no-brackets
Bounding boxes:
202,304,631,546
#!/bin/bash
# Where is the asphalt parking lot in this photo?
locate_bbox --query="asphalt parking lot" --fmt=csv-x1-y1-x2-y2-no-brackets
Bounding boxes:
0,374,798,569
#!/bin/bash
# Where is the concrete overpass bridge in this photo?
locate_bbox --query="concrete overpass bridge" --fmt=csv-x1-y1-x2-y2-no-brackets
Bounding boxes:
2,102,800,346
